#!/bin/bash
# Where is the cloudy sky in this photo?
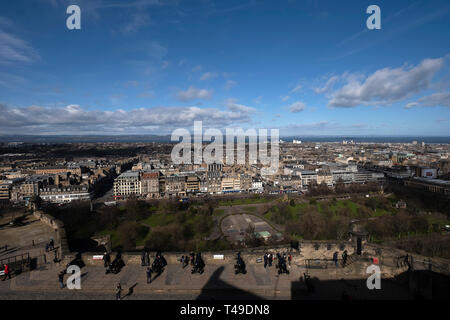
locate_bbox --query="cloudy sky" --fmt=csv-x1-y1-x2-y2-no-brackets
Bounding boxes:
0,0,449,136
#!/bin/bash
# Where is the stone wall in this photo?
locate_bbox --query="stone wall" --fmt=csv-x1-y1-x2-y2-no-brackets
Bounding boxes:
33,210,70,260
78,240,450,278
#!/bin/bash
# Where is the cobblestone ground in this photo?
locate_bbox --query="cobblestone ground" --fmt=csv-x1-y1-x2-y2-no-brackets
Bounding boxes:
0,261,412,300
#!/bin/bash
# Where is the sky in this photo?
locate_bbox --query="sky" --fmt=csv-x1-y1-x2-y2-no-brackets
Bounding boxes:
0,0,449,136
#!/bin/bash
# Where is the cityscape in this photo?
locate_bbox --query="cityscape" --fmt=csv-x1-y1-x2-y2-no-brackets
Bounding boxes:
0,0,449,307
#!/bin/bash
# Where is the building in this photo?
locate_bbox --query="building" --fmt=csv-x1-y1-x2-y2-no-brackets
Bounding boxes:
165,175,186,197
141,172,160,198
252,178,263,192
240,174,252,191
0,183,10,202
186,175,200,194
404,178,450,196
317,172,333,187
20,175,52,200
222,176,241,192
299,170,318,188
39,185,91,203
113,171,141,200
206,171,222,194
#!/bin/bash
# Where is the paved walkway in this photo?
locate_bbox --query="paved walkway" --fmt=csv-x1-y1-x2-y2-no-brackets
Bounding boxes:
0,260,412,300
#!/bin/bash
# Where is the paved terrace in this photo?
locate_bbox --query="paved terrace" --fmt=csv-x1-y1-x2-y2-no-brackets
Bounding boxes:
0,257,413,300
1,211,448,300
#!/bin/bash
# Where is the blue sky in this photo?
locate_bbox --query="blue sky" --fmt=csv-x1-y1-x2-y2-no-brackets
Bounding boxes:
0,0,449,136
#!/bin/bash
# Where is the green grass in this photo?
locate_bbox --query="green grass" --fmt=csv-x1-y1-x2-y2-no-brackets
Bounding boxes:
140,213,175,227
218,197,273,206
243,206,257,213
329,200,359,216
373,208,389,217
98,229,120,248
213,208,225,217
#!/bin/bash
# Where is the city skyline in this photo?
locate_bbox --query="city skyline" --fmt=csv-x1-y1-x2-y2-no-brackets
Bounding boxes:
0,0,449,136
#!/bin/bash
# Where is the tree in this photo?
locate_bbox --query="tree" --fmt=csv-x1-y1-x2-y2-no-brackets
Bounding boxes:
117,221,148,250
243,224,262,247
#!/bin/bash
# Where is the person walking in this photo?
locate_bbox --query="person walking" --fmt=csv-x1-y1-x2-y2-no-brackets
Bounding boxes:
58,271,64,289
333,252,339,268
288,254,292,266
342,250,348,267
141,250,146,266
146,267,152,284
269,253,273,267
103,252,110,268
116,283,122,300
145,251,150,266
263,253,268,268
2,264,11,281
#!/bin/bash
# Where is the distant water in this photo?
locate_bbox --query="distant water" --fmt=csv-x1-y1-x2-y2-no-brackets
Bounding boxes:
0,135,449,144
284,136,450,144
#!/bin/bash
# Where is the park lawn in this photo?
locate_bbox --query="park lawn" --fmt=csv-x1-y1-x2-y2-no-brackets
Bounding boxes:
244,206,257,213
213,208,225,217
329,200,359,216
140,213,175,227
264,210,274,221
373,208,390,217
218,197,272,206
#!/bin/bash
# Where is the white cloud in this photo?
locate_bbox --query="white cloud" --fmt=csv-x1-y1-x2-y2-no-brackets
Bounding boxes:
281,96,290,102
121,12,151,33
0,103,256,135
314,76,339,94
0,29,39,64
290,83,302,94
405,92,450,109
289,101,306,113
176,87,213,102
329,57,444,108
200,72,219,81
224,80,237,90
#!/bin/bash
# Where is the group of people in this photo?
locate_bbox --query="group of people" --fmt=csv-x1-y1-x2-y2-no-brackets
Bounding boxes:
191,252,205,274
332,250,348,268
263,252,292,270
45,238,55,252
105,252,125,274
276,253,290,274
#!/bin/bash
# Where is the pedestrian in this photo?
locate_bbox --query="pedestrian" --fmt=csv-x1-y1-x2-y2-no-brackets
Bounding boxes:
103,252,109,268
141,250,146,266
58,271,64,289
116,283,122,300
145,251,150,266
146,267,152,284
190,252,195,266
263,253,268,268
342,250,348,267
2,264,11,281
288,254,292,266
45,243,49,252
269,253,273,267
333,252,338,268
49,238,54,250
